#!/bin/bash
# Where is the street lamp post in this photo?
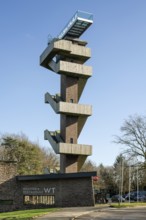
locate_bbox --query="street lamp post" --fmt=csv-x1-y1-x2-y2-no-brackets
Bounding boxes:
137,165,139,202
129,165,131,203
120,158,124,203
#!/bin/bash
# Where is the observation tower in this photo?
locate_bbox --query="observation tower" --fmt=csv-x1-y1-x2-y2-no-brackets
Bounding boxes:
40,10,93,173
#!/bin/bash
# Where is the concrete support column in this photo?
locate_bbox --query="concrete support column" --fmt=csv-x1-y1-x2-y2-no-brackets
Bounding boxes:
60,154,79,173
61,75,78,103
40,38,92,173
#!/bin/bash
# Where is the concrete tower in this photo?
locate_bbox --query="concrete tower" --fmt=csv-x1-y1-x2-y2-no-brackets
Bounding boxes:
40,11,93,173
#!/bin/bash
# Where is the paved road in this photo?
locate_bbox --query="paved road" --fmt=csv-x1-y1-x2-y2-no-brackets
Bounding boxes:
34,206,99,220
35,206,146,220
76,207,146,219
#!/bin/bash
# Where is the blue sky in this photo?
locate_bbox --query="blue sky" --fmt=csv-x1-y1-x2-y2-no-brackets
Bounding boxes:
0,0,146,166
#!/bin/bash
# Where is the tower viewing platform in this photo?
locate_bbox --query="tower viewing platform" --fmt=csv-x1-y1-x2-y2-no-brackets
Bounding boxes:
57,10,93,40
40,10,93,173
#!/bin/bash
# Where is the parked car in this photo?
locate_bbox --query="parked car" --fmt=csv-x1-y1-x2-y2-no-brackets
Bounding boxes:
133,194,146,202
111,195,125,202
125,191,146,202
125,192,136,201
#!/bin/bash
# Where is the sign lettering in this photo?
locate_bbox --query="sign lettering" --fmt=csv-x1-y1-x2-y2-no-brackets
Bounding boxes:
23,187,55,195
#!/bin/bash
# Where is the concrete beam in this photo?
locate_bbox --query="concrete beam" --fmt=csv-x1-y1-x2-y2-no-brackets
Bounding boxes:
78,78,87,100
45,93,92,116
40,39,91,69
44,130,92,156
59,102,92,116
56,61,92,78
78,116,88,137
78,155,87,171
59,143,92,156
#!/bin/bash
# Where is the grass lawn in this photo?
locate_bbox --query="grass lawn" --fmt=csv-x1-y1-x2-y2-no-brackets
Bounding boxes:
0,208,58,220
110,202,146,208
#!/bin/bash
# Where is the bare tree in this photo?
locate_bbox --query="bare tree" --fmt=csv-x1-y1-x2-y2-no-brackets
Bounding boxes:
114,115,146,162
81,159,97,172
41,148,59,173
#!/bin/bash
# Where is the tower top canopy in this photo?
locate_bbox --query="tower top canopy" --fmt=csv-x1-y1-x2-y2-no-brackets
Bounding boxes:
57,10,93,40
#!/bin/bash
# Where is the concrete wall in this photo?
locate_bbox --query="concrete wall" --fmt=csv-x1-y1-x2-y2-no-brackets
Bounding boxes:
16,174,95,209
0,162,95,212
0,161,18,212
